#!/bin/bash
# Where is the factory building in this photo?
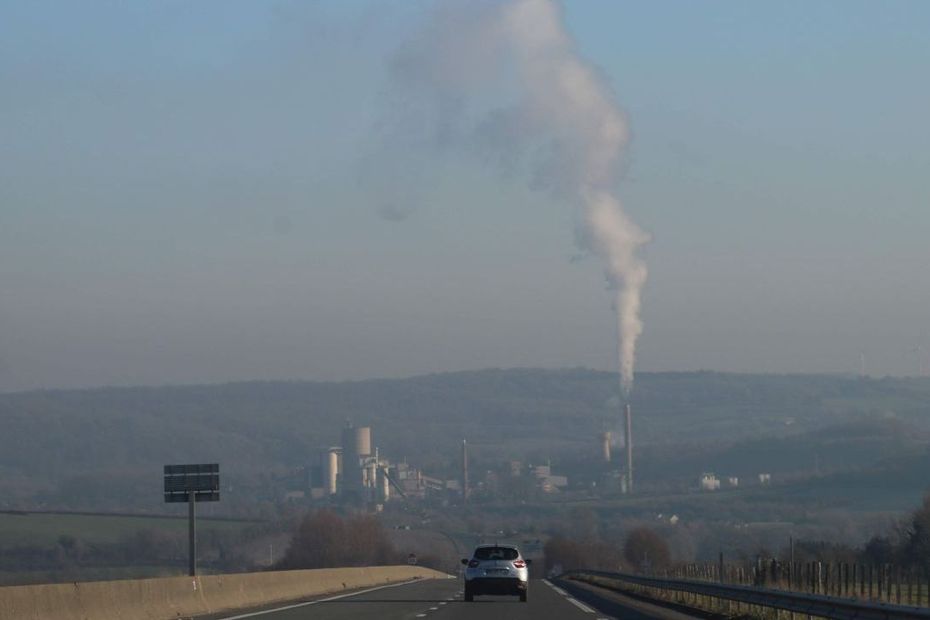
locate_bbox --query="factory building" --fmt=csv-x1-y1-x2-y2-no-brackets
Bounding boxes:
304,424,399,506
700,472,721,491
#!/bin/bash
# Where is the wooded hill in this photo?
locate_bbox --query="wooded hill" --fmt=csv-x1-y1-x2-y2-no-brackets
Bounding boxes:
1,369,929,514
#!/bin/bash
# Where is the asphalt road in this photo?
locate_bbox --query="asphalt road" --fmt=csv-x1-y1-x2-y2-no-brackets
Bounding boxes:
207,577,702,620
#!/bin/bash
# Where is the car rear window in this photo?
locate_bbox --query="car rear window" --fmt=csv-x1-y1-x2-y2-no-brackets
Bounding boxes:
474,547,519,560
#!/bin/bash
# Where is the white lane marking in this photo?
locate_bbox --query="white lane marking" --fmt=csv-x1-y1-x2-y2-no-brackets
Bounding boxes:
216,579,427,619
416,615,427,618
551,585,569,596
429,606,439,610
543,579,570,596
545,580,605,615
566,597,596,613
439,602,447,605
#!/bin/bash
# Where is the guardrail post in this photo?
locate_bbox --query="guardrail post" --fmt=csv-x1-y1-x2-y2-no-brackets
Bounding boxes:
880,564,885,602
887,564,893,602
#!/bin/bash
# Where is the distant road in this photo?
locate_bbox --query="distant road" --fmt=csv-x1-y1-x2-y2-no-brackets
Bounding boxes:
201,576,701,620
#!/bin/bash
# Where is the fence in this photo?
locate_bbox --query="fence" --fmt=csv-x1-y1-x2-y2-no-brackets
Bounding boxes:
666,560,930,607
569,568,930,620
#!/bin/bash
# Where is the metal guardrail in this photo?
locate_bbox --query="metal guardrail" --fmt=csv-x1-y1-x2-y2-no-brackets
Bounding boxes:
570,570,930,620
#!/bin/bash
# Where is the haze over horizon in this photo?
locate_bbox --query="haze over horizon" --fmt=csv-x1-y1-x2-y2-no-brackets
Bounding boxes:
3,1,929,392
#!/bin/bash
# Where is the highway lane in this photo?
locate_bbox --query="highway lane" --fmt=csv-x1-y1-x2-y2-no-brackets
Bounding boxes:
207,577,702,620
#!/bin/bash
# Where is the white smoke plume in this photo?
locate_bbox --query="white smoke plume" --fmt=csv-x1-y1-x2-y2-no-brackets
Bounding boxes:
389,0,648,394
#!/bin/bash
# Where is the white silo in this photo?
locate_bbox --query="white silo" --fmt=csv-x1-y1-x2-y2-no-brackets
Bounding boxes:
355,426,372,457
600,431,612,463
323,448,340,495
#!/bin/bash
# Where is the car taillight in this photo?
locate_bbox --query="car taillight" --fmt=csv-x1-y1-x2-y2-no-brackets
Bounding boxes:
468,560,480,568
513,560,526,568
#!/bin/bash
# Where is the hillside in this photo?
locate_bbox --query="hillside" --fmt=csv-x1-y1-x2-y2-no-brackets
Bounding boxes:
1,369,930,514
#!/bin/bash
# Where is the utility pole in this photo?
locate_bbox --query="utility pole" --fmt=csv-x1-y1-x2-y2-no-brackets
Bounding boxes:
461,439,469,503
188,489,197,576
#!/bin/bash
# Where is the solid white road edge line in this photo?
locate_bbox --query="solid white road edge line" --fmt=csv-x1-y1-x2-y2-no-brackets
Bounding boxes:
216,578,425,619
543,580,570,597
544,578,612,619
566,596,596,613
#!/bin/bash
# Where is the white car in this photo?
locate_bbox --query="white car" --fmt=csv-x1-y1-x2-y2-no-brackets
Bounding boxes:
461,544,530,602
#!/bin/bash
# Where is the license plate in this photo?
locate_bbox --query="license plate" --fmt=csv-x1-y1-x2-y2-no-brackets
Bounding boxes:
487,568,508,575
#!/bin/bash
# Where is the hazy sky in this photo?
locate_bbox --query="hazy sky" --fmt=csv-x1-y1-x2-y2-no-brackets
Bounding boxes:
2,1,929,391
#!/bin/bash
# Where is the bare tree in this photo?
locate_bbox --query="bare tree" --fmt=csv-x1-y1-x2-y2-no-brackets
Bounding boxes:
623,527,671,571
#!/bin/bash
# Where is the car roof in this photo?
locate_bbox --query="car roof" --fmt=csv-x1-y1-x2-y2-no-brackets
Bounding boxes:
474,544,519,550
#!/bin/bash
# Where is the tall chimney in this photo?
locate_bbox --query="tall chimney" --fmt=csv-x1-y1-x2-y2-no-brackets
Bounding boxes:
461,439,469,502
624,403,633,493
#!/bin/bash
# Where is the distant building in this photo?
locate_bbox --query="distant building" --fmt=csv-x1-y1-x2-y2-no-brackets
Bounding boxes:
700,473,721,491
539,475,568,494
727,476,739,487
758,473,771,485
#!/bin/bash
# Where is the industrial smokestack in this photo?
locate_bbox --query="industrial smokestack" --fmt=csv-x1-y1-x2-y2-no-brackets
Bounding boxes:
600,431,611,463
624,403,633,493
461,439,469,503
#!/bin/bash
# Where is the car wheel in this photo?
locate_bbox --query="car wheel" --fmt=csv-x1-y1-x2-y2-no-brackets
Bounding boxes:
464,585,474,602
519,591,527,602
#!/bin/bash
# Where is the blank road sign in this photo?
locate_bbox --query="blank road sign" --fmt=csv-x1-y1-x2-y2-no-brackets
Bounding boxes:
164,463,220,503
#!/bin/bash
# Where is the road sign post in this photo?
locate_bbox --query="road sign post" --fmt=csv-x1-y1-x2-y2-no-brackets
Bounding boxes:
189,489,196,576
164,464,219,576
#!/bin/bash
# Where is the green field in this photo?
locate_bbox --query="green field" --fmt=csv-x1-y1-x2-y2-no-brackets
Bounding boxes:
0,512,255,547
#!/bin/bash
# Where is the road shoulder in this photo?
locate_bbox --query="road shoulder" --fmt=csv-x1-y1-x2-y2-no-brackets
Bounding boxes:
556,576,717,620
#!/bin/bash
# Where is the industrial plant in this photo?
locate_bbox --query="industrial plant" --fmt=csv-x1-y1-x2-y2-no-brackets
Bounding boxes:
284,421,604,510
299,423,463,509
280,399,645,510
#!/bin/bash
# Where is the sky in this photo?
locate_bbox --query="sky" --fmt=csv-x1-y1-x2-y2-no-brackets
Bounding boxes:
1,0,929,391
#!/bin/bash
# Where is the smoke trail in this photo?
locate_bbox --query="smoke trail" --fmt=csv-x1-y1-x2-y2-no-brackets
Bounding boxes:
390,0,648,393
